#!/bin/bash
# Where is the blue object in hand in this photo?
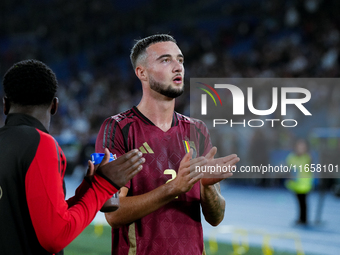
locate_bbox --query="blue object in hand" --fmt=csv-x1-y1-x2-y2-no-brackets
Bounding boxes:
91,153,115,165
91,152,120,212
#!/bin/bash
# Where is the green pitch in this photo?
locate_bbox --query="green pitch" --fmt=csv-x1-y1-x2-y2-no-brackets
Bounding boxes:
64,224,314,255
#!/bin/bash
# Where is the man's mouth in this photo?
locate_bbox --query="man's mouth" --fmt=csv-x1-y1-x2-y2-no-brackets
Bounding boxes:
173,76,182,84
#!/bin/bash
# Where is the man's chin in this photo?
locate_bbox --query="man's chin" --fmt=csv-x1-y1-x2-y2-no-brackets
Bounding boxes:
160,89,184,99
160,86,184,98
150,81,184,98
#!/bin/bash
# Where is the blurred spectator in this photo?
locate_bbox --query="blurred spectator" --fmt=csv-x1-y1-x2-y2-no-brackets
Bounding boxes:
285,139,313,225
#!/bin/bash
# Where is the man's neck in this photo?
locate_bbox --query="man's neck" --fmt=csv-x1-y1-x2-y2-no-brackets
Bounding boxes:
8,106,51,131
137,95,175,132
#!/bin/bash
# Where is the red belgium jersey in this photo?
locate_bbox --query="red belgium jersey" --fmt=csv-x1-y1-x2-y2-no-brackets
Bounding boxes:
95,106,212,255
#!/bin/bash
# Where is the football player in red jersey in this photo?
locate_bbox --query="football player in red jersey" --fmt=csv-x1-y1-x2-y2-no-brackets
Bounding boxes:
0,59,145,255
96,34,240,254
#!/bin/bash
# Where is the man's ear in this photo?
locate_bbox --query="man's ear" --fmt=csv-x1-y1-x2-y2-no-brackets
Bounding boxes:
50,97,59,115
3,97,10,115
135,66,148,82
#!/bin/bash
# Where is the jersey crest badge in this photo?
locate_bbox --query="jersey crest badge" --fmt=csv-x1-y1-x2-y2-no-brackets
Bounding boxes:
183,140,197,158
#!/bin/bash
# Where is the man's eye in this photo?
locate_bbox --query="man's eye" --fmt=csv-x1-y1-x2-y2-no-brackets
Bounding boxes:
162,59,170,62
179,59,184,64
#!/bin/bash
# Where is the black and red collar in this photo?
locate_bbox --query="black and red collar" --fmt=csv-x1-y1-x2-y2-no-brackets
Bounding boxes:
5,113,48,133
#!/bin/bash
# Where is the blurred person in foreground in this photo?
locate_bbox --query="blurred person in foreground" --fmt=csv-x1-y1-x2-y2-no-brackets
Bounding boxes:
96,34,240,254
285,139,313,225
0,60,145,255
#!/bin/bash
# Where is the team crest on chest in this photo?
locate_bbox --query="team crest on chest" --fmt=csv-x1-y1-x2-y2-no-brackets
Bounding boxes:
183,140,197,158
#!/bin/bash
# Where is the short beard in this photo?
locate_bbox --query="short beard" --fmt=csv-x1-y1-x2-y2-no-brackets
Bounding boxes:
149,77,184,99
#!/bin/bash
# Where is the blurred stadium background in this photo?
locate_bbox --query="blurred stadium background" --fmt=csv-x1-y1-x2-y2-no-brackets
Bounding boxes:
1,0,340,254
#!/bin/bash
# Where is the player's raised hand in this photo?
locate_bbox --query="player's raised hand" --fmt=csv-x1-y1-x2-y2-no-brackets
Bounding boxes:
201,147,240,186
84,150,114,181
169,149,206,196
97,148,145,188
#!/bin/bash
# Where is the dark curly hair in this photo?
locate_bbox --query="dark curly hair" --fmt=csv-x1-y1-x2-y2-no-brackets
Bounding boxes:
3,59,58,106
130,34,177,69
